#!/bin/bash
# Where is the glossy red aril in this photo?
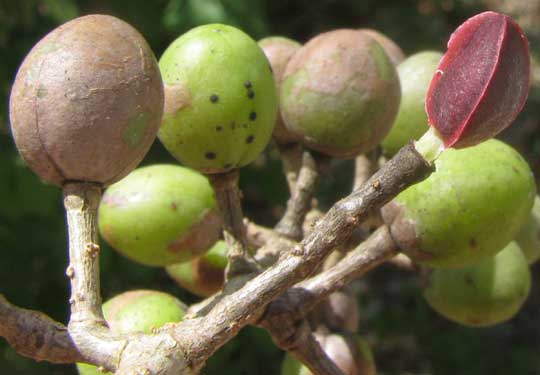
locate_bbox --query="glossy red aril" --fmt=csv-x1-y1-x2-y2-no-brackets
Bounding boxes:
426,11,530,148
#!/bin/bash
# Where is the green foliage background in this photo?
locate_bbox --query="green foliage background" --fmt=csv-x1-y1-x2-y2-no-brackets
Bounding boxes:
0,0,539,374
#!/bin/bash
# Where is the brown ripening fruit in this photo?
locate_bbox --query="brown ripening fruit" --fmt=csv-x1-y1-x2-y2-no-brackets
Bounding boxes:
258,36,302,145
9,15,164,186
426,11,530,148
280,29,400,158
322,290,360,333
359,29,405,66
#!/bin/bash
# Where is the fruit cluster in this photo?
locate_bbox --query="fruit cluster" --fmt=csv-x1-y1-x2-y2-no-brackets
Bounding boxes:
7,10,536,375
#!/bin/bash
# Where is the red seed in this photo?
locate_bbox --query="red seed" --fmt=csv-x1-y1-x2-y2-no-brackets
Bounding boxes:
426,11,530,148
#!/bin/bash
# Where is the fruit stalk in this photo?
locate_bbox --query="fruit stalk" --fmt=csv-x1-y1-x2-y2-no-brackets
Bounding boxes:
209,170,259,277
352,154,373,191
277,143,304,193
275,150,319,240
63,183,105,325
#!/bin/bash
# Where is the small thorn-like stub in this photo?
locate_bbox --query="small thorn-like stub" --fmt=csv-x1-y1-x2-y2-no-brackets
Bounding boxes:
97,366,107,373
426,11,530,149
371,180,381,190
85,243,100,257
345,216,358,226
292,245,305,256
66,266,75,278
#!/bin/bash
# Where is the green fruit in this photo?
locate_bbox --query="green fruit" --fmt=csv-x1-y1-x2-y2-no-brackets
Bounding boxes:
381,51,443,156
258,36,302,145
99,164,221,266
423,241,531,327
515,195,540,264
281,332,376,375
77,290,186,374
359,29,405,66
280,29,400,158
166,240,228,297
158,24,278,173
382,139,535,268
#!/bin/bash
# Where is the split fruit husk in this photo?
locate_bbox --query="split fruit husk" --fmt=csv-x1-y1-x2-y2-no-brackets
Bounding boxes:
426,11,530,148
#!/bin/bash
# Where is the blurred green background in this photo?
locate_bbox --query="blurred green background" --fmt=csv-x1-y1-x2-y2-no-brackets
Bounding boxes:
1,0,539,374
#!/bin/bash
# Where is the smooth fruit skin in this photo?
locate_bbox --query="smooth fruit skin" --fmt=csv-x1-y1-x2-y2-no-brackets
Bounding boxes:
166,240,227,297
423,241,531,327
281,332,376,375
382,139,535,268
77,290,186,375
9,15,163,186
515,195,540,264
258,36,302,145
159,24,278,173
381,51,443,156
99,164,221,267
359,29,405,66
426,11,530,148
280,29,401,158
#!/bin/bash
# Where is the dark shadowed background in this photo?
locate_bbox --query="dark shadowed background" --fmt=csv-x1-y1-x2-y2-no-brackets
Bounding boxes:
1,0,539,374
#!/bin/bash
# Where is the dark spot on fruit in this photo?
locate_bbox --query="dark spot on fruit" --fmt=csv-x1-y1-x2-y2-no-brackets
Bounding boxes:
247,89,255,99
464,273,475,286
244,81,252,88
469,238,477,248
246,135,255,144
216,125,223,131
230,122,236,130
224,163,232,169
210,94,219,103
171,202,178,211
242,123,248,128
249,111,257,121
205,152,217,160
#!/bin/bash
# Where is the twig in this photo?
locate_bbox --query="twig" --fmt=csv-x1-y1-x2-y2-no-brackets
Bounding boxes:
245,219,279,248
275,150,319,240
0,294,82,363
296,226,398,315
63,182,105,326
387,253,418,272
259,309,344,375
209,170,260,278
176,143,431,370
